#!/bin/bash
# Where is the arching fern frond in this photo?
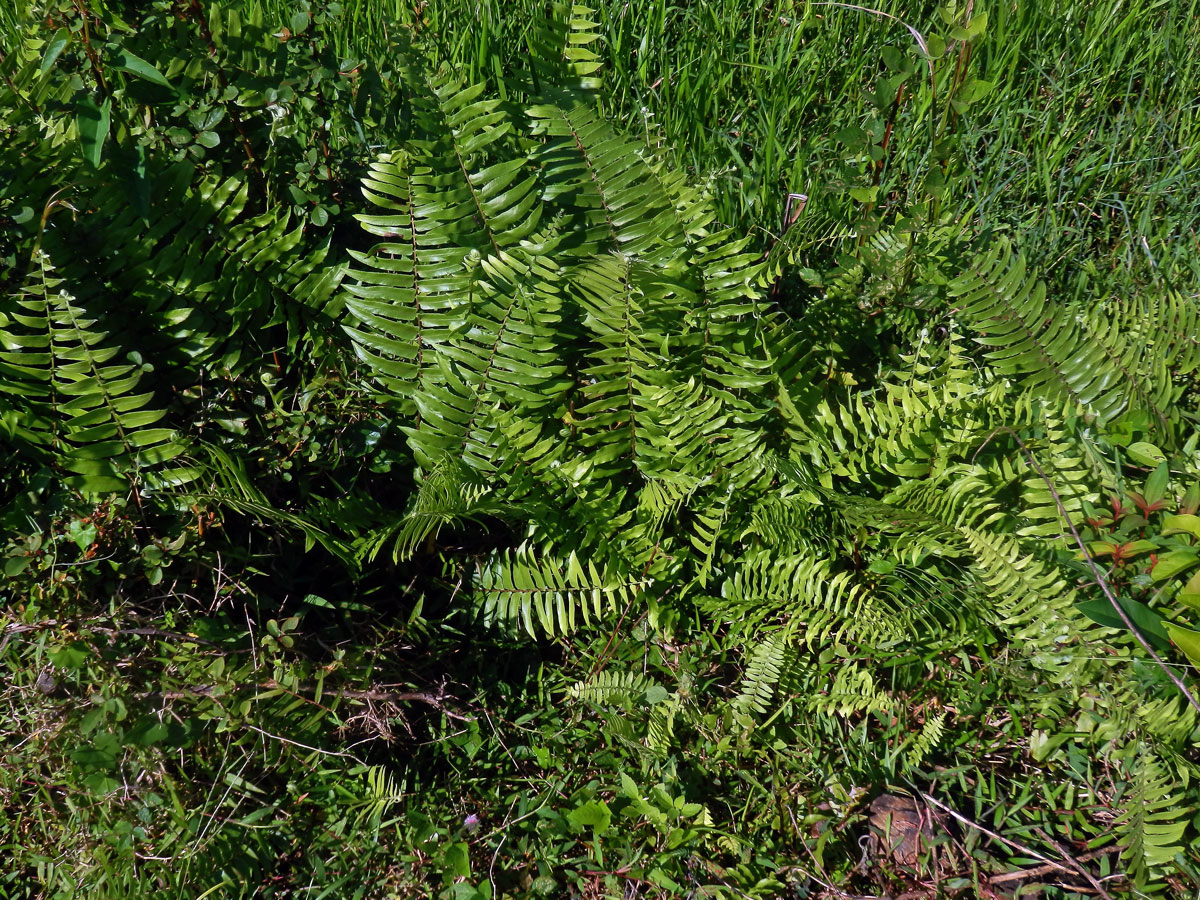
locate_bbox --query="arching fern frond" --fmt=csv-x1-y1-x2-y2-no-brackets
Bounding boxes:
521,1,604,95
957,526,1078,648
787,330,983,487
1012,410,1100,538
904,712,946,769
568,254,669,479
358,455,509,563
569,669,656,708
714,551,901,646
77,164,344,373
527,98,685,263
950,238,1197,430
811,664,892,719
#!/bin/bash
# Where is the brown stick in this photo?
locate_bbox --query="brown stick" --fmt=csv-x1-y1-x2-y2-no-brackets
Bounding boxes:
917,792,1074,876
986,846,1118,885
1036,829,1115,900
140,679,474,721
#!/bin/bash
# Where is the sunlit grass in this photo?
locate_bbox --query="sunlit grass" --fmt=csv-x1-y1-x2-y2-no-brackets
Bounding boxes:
249,0,1200,299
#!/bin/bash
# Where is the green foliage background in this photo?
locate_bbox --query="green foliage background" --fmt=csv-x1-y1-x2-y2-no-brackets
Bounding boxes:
2,1,1200,898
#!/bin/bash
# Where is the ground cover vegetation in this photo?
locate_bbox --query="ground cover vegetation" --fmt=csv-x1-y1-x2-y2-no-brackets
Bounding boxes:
2,0,1200,897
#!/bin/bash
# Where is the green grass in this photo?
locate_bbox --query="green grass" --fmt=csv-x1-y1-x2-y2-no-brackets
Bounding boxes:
251,0,1200,298
604,0,1200,295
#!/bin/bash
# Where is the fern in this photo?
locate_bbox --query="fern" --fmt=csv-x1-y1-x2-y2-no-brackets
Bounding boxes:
357,456,508,563
1116,751,1189,887
476,545,647,638
905,712,946,769
734,631,799,715
811,664,892,719
304,22,1200,887
1012,409,1100,538
689,486,735,590
342,11,777,642
787,330,983,487
569,669,656,707
521,2,604,95
569,669,680,757
950,238,1197,432
4,3,1199,892
66,163,342,373
0,248,191,494
568,254,671,479
715,551,901,645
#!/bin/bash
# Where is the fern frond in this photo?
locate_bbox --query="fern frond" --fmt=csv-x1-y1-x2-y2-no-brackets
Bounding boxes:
950,239,1191,427
748,494,841,557
641,379,769,489
191,445,349,561
645,697,679,757
528,98,683,262
637,473,700,537
522,1,604,95
789,331,982,487
569,669,656,708
1116,751,1190,887
734,631,800,715
83,164,341,371
811,664,891,718
958,526,1078,649
344,150,444,400
674,230,775,406
0,248,190,494
905,713,946,769
568,254,670,478
715,551,900,645
1013,410,1099,538
689,487,735,590
476,545,648,638
359,456,504,563
406,253,571,471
